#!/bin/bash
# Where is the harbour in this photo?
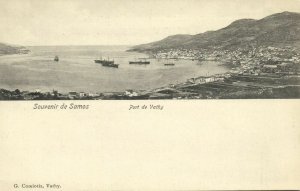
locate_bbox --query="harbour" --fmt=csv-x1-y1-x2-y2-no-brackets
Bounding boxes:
0,45,230,94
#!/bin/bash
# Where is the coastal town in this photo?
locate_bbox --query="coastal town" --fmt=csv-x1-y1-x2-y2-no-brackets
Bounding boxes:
1,45,299,100
1,10,300,100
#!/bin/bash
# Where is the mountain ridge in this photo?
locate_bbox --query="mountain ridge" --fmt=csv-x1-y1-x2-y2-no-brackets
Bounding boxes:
129,11,300,52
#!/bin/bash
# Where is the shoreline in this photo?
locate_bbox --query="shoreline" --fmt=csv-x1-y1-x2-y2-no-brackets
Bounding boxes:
1,71,299,100
0,50,231,96
1,46,299,100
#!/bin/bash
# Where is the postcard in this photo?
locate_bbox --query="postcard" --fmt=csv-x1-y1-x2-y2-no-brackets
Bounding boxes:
0,0,299,190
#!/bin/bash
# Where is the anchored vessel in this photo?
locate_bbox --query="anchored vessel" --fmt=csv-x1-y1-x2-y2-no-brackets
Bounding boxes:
129,58,150,65
102,61,119,68
94,57,119,68
164,59,175,66
164,63,175,66
94,57,109,64
54,56,59,62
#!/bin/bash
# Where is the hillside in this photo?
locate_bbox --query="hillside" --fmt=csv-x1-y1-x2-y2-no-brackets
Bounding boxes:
129,11,300,52
0,43,30,55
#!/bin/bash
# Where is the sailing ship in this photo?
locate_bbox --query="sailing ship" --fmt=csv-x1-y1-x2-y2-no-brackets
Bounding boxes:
54,55,59,62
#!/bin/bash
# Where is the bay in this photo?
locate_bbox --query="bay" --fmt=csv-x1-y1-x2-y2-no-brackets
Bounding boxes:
0,45,230,93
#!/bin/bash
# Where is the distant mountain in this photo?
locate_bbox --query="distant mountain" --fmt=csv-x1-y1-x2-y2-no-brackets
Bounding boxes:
0,43,30,55
130,11,300,52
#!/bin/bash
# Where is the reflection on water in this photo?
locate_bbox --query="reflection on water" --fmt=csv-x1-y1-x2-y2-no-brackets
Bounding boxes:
0,46,230,93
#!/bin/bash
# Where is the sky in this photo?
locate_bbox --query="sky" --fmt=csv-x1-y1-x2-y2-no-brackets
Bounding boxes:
1,0,300,46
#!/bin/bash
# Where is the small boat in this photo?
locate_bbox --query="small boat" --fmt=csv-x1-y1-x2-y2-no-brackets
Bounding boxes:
54,55,59,62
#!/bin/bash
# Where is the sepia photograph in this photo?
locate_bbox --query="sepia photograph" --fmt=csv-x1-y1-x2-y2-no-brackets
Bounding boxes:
0,0,300,100
1,1,300,191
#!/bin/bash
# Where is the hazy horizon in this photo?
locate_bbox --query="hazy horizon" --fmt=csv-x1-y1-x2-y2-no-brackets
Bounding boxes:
24,44,134,47
1,0,300,46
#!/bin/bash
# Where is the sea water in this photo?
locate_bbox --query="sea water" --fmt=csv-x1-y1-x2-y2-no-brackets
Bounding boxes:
0,45,230,93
